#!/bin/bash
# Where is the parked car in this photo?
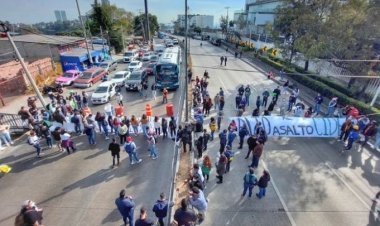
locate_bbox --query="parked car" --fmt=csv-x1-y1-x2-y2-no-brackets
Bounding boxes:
55,70,81,86
149,55,159,63
144,63,156,76
128,61,143,72
73,68,108,88
123,50,138,63
91,81,116,104
166,41,174,47
111,71,131,86
125,70,147,91
173,39,179,45
99,60,118,72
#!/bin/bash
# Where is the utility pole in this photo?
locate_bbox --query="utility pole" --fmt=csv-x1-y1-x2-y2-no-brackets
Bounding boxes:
144,0,150,42
75,0,93,64
0,22,47,109
225,6,230,38
139,9,146,41
185,0,189,122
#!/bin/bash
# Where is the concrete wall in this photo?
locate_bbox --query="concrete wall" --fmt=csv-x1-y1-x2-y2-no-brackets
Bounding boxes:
0,41,60,62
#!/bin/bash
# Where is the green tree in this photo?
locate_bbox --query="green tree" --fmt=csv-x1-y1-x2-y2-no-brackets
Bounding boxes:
236,14,246,31
133,14,159,39
219,15,228,34
193,26,201,34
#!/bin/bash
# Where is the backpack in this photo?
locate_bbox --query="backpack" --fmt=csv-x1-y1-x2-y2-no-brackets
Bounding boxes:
124,142,135,154
71,116,80,124
195,122,203,133
245,174,256,186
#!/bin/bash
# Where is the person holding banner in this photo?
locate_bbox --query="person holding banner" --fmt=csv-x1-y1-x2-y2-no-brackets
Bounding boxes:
314,93,324,116
255,96,262,111
343,125,360,152
245,134,258,159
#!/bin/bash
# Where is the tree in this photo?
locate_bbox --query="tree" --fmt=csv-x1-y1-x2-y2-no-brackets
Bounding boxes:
273,0,338,69
229,20,234,28
236,14,246,31
193,26,202,34
219,16,228,34
133,14,159,39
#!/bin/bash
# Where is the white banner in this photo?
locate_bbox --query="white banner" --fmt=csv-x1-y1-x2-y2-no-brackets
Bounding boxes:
231,116,346,138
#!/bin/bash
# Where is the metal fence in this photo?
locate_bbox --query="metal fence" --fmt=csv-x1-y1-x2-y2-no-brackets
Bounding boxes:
0,113,28,134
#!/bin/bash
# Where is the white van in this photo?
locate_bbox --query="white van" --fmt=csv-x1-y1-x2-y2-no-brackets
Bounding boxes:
123,50,138,63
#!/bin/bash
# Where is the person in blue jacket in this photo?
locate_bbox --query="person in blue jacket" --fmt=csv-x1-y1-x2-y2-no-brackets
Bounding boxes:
227,129,237,148
238,124,249,149
345,125,360,151
115,189,135,226
219,129,227,154
152,193,173,226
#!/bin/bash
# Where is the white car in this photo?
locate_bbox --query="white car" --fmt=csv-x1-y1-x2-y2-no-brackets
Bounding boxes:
91,81,117,104
128,61,143,71
142,52,152,61
98,60,118,72
166,41,174,47
123,50,138,63
111,71,131,86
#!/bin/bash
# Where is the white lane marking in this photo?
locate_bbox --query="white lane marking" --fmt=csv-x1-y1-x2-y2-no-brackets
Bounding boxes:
262,161,297,226
325,162,372,211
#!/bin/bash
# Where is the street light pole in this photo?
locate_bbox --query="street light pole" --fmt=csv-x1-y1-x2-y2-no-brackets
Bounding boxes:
144,0,150,42
75,0,93,64
0,23,47,109
225,6,230,38
185,0,189,122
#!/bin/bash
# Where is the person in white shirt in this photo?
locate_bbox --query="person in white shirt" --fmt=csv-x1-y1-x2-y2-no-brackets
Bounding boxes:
104,103,113,117
60,130,76,154
28,130,42,158
154,116,161,136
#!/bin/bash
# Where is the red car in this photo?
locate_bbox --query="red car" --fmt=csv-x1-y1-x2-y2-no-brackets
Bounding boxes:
144,63,156,76
74,67,108,88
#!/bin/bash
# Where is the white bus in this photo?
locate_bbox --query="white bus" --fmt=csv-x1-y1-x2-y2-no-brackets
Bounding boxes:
155,46,181,90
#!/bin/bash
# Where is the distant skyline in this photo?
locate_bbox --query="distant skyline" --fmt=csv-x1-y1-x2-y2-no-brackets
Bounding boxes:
0,0,245,27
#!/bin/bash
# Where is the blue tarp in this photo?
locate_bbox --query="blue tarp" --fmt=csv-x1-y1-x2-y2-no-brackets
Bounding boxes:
60,46,110,72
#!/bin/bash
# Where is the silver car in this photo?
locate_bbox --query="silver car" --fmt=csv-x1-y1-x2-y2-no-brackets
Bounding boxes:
99,60,118,72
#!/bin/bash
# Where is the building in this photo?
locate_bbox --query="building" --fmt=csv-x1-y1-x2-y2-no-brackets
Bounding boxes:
177,14,214,29
0,34,86,62
54,10,62,22
54,10,67,22
245,0,282,34
233,10,246,22
61,10,67,21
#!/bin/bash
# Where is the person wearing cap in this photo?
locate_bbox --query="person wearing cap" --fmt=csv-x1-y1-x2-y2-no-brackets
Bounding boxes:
152,193,174,226
109,138,121,167
344,125,360,151
115,189,135,226
188,187,208,223
135,207,154,226
124,136,142,165
249,139,264,169
15,200,43,226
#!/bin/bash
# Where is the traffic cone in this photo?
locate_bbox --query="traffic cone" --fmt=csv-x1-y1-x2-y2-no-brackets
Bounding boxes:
145,104,152,117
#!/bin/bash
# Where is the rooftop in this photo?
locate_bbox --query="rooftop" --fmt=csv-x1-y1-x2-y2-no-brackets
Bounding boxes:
0,34,84,45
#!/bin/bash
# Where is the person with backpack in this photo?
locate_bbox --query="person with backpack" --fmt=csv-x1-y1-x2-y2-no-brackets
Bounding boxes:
241,168,257,198
256,170,271,199
152,193,173,226
224,145,234,173
124,136,142,165
115,189,135,226
201,155,212,183
227,129,237,148
250,139,264,169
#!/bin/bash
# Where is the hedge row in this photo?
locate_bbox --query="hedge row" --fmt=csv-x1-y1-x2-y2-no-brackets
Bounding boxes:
267,56,356,98
257,55,380,115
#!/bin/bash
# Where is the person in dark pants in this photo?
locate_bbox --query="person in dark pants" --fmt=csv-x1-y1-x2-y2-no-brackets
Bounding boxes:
152,193,173,226
181,125,192,153
216,153,228,184
135,207,155,226
245,134,258,159
250,139,264,169
115,189,135,226
220,56,224,66
202,129,210,151
196,135,204,159
169,117,177,140
256,170,271,199
224,56,227,66
108,138,120,167
238,124,249,149
219,129,227,154
256,96,262,111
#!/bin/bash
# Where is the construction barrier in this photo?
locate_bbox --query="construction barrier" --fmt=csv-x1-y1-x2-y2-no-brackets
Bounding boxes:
115,105,124,116
166,103,174,117
145,104,152,117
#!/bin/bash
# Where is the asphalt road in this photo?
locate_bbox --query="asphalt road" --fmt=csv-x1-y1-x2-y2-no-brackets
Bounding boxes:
189,38,380,226
0,42,185,225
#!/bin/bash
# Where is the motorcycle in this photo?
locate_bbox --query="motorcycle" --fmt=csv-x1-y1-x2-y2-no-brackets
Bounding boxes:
42,84,63,95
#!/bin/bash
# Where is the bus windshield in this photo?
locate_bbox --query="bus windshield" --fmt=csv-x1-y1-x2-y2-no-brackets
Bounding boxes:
156,64,178,81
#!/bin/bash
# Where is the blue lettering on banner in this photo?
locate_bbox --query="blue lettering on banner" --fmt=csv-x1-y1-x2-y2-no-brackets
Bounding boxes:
230,116,345,138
